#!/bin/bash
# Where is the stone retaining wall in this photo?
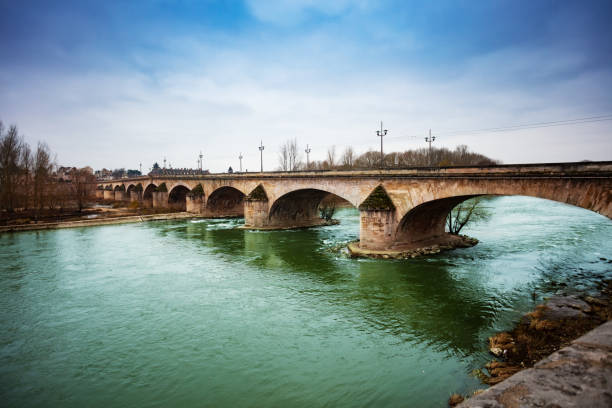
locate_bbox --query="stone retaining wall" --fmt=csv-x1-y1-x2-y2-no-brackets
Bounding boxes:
458,321,612,407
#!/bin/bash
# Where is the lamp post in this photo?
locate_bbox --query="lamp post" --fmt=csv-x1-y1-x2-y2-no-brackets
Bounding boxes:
425,129,436,166
305,144,311,169
258,141,265,172
376,121,388,169
238,153,243,172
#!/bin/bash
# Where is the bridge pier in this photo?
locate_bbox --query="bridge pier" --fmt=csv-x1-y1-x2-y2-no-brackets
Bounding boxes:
186,195,205,214
244,199,269,227
114,190,126,201
95,189,104,199
128,191,141,202
152,191,168,208
103,189,114,200
359,209,397,250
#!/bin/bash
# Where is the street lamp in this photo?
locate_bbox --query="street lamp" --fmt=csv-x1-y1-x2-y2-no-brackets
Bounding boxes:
376,121,388,169
425,129,436,166
305,144,311,169
258,141,265,172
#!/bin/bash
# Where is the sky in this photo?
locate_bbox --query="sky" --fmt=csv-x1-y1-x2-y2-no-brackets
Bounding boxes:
1,0,611,172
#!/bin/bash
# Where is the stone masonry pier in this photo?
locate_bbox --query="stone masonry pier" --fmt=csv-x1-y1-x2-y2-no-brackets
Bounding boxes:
98,161,612,250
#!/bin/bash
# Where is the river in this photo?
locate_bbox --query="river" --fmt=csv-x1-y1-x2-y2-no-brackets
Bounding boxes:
1,196,611,407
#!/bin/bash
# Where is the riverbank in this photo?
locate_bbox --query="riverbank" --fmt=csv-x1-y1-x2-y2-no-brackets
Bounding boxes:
347,234,478,259
456,320,612,407
0,212,198,233
450,281,612,407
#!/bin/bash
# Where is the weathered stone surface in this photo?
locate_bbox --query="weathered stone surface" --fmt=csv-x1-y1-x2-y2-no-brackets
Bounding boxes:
152,191,168,208
538,296,592,321
458,321,612,408
186,195,204,214
129,190,142,202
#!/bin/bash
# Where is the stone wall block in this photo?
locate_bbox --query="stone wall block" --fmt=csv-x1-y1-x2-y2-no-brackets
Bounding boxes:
152,191,168,208
244,200,269,227
359,209,396,250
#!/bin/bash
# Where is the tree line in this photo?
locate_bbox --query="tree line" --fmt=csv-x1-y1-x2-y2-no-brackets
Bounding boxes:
277,139,499,171
0,120,95,216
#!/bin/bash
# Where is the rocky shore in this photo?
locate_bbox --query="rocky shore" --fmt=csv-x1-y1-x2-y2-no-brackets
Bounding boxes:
347,235,478,259
449,281,612,407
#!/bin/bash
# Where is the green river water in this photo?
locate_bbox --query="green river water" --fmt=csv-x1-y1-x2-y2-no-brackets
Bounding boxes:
1,196,611,408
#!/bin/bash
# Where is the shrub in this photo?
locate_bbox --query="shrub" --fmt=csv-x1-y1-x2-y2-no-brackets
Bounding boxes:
190,183,204,197
358,185,395,211
246,185,268,201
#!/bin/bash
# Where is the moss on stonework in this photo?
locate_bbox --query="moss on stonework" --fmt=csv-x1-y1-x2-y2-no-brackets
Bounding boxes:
191,183,204,197
97,185,104,190
135,183,143,192
116,185,126,192
104,185,113,190
246,185,268,201
358,185,395,211
156,183,168,193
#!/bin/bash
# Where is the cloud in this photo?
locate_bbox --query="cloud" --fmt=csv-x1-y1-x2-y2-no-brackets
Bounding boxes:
0,1,610,171
244,0,369,25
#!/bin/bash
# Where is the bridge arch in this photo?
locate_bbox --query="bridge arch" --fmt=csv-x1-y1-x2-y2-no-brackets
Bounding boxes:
168,185,191,211
114,184,125,192
394,195,481,248
207,186,246,217
142,183,157,208
268,188,354,228
143,183,157,198
392,178,611,225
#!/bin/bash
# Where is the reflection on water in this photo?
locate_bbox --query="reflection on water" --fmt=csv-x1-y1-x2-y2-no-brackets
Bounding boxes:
1,196,611,408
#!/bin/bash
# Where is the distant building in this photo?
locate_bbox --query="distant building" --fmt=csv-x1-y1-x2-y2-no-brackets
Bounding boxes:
95,168,114,181
55,166,77,182
148,167,210,176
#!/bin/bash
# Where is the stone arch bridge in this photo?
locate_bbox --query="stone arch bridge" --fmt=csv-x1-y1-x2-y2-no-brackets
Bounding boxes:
98,161,611,251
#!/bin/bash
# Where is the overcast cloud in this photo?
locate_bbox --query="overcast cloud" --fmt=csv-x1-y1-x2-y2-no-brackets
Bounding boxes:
1,0,611,172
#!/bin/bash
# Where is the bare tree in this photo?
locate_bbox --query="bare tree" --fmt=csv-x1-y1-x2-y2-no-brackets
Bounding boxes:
71,167,96,212
0,124,24,212
446,197,491,234
319,202,336,221
341,146,355,169
20,143,33,210
278,143,289,171
354,149,378,168
278,138,302,171
326,146,336,168
287,138,301,170
33,142,54,217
